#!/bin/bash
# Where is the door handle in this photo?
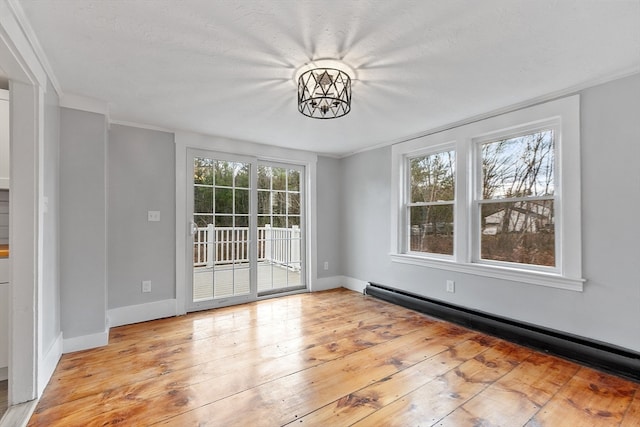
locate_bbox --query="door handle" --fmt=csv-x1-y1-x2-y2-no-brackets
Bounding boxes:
189,220,198,236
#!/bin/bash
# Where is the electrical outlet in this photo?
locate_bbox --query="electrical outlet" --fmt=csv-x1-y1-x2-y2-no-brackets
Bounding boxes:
446,280,455,293
323,261,329,270
142,280,152,293
148,211,160,222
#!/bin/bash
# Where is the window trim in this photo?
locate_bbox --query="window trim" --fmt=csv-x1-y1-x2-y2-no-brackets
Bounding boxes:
404,144,457,260
391,95,584,291
471,121,560,274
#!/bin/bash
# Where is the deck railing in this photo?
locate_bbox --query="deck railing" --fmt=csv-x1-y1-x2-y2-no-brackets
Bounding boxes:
193,225,300,270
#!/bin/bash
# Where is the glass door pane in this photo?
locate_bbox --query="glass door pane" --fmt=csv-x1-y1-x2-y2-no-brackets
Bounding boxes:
257,164,305,295
191,153,254,307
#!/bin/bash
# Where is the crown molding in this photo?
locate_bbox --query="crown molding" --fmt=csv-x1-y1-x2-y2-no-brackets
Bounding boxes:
0,0,45,86
5,0,62,95
60,93,109,118
109,119,175,134
339,67,640,159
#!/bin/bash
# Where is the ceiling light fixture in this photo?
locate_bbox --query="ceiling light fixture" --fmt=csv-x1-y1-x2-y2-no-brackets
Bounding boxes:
295,59,354,119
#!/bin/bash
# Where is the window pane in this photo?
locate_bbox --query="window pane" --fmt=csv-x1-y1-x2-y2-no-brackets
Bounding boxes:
257,191,270,215
288,169,300,191
234,189,249,215
273,191,286,215
257,165,271,190
215,188,233,214
194,214,211,228
288,215,300,227
272,167,287,191
215,161,234,187
288,193,300,215
215,215,233,227
272,216,286,228
409,205,454,255
194,186,212,214
194,158,213,185
258,216,270,227
235,163,250,188
235,215,249,228
410,151,455,203
480,200,555,266
482,130,554,199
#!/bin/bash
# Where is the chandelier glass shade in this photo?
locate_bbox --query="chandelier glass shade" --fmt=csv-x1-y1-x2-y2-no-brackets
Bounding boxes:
297,66,352,119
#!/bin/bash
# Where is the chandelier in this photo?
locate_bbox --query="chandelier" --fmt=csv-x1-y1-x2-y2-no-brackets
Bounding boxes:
296,60,354,119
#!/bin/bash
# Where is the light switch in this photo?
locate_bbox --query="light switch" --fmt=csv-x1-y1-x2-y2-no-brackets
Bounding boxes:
148,211,160,222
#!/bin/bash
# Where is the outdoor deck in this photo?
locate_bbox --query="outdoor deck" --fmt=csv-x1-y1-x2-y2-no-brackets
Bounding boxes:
193,261,301,301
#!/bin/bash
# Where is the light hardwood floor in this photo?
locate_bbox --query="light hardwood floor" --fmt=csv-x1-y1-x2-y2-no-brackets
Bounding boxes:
28,289,639,426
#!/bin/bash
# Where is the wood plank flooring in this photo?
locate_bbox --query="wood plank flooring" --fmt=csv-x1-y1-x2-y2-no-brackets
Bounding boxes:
27,288,640,426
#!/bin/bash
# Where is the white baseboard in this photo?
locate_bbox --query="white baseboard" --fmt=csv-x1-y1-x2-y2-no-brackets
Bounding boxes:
0,399,38,427
38,332,63,396
107,299,177,328
311,276,343,292
63,328,109,354
0,367,6,381
340,276,369,293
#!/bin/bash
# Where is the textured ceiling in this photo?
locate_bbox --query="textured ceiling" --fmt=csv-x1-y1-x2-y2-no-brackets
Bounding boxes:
18,0,640,156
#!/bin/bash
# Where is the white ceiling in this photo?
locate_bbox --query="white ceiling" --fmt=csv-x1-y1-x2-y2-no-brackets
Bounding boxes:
18,0,640,157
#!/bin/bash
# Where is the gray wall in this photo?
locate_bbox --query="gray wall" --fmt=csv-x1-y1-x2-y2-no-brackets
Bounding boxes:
340,73,640,352
42,80,61,351
59,108,107,339
107,124,175,309
316,156,342,278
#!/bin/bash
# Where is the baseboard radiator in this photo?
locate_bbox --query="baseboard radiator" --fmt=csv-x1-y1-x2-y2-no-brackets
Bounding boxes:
365,282,640,382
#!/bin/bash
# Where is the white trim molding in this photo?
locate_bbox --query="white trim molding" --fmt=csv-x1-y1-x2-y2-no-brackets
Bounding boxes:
342,67,640,159
5,0,62,94
0,399,38,427
62,328,109,354
0,0,46,87
107,299,177,328
340,276,368,294
391,95,584,292
60,93,109,117
38,332,62,396
175,131,318,315
311,276,343,292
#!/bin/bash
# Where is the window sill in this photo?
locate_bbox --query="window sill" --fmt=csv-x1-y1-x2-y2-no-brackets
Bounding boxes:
389,253,585,292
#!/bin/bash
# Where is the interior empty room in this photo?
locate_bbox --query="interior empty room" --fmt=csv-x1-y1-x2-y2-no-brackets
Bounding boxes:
0,1,639,426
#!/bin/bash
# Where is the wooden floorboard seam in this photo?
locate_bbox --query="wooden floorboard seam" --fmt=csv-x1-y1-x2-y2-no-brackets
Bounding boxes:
26,289,640,426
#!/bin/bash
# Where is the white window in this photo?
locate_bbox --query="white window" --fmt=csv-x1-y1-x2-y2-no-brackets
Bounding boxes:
391,96,584,291
474,125,557,271
407,148,456,257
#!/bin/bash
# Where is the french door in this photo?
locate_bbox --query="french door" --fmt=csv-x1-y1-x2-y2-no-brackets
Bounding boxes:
186,149,305,311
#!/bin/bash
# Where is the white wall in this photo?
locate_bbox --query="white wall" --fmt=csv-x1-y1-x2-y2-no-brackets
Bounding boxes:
59,107,107,344
107,124,175,309
340,73,640,352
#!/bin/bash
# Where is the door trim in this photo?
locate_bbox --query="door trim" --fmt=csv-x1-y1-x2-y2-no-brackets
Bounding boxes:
175,131,318,315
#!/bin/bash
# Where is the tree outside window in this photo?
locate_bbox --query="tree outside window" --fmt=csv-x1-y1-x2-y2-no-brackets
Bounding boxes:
478,130,555,266
408,150,455,256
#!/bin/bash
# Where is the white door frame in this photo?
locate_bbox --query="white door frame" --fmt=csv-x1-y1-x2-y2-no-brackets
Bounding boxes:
175,131,318,315
0,0,48,406
186,148,258,311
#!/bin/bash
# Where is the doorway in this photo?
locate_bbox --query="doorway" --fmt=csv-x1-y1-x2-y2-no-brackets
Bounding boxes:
186,149,306,312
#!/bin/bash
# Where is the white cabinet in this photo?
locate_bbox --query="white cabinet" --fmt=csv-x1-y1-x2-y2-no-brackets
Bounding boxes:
0,89,9,189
